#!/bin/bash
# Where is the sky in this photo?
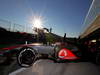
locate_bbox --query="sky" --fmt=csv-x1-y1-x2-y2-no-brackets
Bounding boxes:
0,0,92,37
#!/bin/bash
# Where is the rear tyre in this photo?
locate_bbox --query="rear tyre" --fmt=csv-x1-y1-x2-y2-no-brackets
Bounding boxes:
96,53,100,65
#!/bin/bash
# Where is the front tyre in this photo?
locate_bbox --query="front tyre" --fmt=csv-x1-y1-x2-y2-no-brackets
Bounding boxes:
17,47,37,67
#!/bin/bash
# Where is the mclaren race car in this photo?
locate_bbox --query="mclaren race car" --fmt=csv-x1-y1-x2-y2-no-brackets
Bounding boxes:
17,42,81,67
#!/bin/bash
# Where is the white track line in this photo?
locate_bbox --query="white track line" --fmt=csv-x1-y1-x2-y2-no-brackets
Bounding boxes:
9,68,27,75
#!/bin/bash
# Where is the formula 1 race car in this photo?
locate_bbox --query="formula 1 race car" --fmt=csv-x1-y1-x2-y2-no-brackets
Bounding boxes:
17,42,81,67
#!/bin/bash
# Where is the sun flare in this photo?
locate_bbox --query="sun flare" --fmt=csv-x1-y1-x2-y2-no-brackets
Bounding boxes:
33,17,43,28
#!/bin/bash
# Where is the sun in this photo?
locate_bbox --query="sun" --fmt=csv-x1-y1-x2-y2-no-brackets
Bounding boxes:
33,17,43,28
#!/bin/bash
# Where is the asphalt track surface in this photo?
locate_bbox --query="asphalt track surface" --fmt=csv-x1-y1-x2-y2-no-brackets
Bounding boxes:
9,60,100,75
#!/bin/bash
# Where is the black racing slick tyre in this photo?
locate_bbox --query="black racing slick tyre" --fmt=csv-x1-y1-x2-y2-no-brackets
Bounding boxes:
17,46,37,67
96,53,100,65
